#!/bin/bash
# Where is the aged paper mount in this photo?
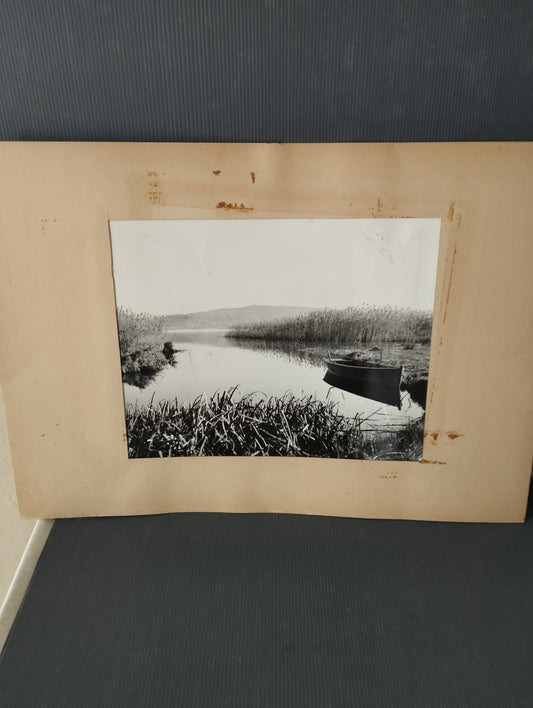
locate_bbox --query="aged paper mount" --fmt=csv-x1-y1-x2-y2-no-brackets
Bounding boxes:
0,142,531,521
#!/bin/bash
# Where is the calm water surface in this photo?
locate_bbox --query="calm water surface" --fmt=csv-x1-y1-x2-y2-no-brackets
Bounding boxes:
123,330,423,428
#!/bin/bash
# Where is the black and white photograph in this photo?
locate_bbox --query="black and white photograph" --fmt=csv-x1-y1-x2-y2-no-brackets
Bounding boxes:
110,219,440,460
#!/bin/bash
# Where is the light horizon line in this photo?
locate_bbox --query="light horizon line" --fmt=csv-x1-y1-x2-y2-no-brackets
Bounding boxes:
117,303,434,317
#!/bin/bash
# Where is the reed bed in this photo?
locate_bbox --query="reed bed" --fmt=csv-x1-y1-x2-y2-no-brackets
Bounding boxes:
228,305,432,348
116,307,168,376
125,388,423,460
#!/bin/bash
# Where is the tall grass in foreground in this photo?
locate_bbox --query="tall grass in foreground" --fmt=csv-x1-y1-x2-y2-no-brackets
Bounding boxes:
228,305,432,347
125,388,424,460
116,307,167,376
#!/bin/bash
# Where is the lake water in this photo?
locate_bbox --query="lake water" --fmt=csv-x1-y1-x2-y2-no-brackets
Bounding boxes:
122,330,424,429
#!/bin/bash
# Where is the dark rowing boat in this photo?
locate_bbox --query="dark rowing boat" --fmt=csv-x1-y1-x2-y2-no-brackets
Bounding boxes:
324,359,402,388
323,358,403,408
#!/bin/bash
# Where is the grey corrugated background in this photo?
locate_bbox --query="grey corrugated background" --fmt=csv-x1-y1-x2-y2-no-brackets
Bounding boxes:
1,1,532,706
1,1,532,142
1,513,533,707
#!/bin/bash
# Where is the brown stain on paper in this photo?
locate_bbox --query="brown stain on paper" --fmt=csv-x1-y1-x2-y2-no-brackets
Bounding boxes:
424,431,439,445
40,218,58,236
148,192,163,206
369,197,384,217
147,170,163,205
443,244,458,324
447,202,455,221
420,459,446,465
216,201,254,212
250,172,256,184
428,381,435,407
212,170,221,176
424,430,464,446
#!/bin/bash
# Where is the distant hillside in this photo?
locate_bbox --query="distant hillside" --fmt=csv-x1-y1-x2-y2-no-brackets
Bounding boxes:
164,305,313,330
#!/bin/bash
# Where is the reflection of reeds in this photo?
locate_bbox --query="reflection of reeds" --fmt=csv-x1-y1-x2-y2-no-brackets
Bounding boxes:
359,417,425,460
125,387,423,460
230,337,324,366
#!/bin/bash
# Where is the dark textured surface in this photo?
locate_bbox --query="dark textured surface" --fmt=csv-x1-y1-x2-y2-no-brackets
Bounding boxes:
1,512,532,707
1,2,532,705
1,1,533,142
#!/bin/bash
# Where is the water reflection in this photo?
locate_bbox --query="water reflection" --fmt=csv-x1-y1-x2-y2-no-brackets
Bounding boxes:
401,378,428,408
323,370,402,409
123,330,425,429
166,329,324,366
229,337,325,367
227,336,427,411
122,370,159,389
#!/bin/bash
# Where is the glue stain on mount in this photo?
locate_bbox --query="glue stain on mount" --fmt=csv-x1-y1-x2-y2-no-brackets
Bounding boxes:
216,201,254,212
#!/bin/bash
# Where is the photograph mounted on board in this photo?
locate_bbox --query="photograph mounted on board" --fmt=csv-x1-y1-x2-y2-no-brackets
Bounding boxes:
110,219,441,461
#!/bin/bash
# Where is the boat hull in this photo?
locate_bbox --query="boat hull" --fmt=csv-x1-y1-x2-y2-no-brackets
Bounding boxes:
325,359,402,388
323,360,403,408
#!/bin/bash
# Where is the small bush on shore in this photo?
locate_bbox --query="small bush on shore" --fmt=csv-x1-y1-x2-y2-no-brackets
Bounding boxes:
116,307,168,376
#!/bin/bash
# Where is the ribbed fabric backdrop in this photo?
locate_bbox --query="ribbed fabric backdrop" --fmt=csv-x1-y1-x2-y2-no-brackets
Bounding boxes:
1,2,532,706
1,1,532,142
1,513,533,707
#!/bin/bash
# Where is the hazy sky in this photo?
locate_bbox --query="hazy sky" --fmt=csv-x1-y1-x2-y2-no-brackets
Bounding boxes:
109,219,441,315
